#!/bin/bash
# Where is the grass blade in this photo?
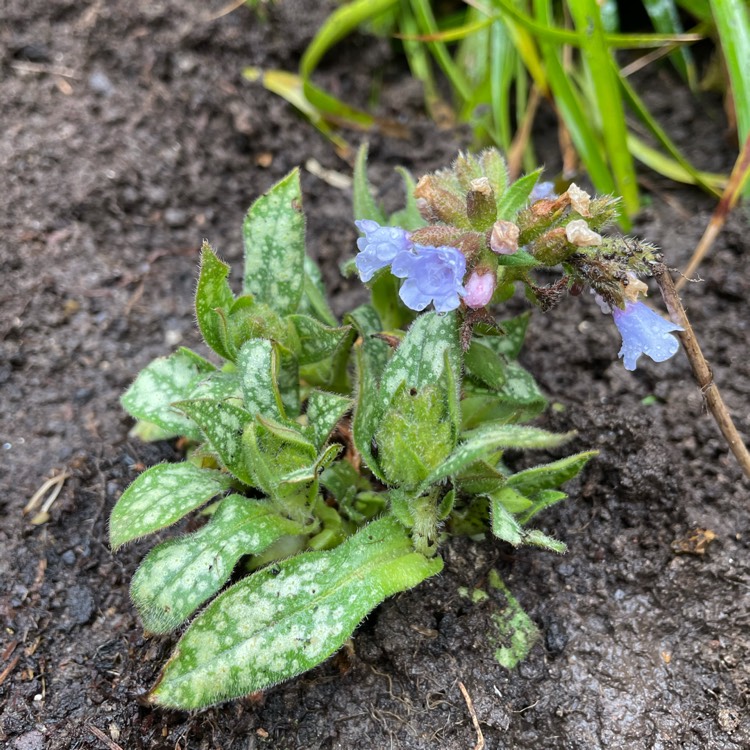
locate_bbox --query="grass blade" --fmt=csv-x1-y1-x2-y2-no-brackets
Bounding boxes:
642,0,697,86
568,0,639,219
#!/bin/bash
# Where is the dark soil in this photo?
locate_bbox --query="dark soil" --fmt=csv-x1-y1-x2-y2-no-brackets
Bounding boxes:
1,2,748,749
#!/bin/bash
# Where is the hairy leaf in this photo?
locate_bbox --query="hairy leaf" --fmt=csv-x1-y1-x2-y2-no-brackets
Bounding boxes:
131,495,302,633
122,349,216,441
243,169,305,315
149,517,443,708
110,463,232,550
195,243,235,360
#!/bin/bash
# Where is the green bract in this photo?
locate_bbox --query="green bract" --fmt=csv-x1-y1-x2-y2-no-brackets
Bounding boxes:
114,156,597,710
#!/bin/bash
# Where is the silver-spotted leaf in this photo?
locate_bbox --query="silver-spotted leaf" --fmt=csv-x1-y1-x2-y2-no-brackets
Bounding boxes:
121,349,216,441
110,463,232,550
195,243,235,360
174,400,254,485
149,516,442,708
287,314,351,366
243,169,305,315
306,390,352,450
236,339,285,420
131,495,302,633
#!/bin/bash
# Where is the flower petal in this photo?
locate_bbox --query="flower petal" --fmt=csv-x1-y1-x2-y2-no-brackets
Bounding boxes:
612,302,683,371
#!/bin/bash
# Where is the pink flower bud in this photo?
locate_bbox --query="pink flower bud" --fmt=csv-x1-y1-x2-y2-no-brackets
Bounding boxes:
463,270,496,309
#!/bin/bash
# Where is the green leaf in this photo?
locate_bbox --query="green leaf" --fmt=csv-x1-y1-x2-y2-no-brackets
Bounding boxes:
299,255,338,326
465,340,507,390
174,400,254,485
352,143,386,223
195,242,235,360
288,314,351,365
352,342,387,482
306,390,352,450
236,339,285,420
523,529,567,553
389,166,427,230
243,169,305,315
122,349,216,442
517,489,568,525
424,424,574,488
494,249,538,267
482,312,531,359
149,516,443,708
489,485,533,514
496,169,542,220
131,495,302,634
487,569,539,669
110,463,232,550
507,451,597,496
490,497,524,545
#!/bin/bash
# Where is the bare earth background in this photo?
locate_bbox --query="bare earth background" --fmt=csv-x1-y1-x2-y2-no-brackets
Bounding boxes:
1,2,748,748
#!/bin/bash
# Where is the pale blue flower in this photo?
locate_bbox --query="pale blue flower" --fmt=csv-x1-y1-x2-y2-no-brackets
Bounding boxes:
530,181,557,202
391,244,466,313
612,302,683,371
354,219,413,282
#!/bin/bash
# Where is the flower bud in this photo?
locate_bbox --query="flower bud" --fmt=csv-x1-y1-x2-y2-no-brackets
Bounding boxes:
490,220,520,255
565,219,602,247
466,177,497,230
415,175,467,226
463,270,497,309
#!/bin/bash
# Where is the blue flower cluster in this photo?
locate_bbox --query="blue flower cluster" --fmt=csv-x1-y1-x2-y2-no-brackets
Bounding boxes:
354,220,466,312
612,302,683,371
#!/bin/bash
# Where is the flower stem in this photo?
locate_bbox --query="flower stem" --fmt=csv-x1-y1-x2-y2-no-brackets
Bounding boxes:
654,263,750,479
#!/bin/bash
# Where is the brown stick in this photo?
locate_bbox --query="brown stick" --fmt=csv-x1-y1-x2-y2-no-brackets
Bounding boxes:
654,263,750,479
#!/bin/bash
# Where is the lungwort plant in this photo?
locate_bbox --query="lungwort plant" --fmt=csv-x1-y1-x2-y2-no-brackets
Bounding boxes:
112,149,683,709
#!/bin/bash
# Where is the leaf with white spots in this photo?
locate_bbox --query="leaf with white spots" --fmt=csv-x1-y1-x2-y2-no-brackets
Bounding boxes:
297,255,338,326
121,349,216,442
378,311,461,412
243,169,305,315
305,390,352,450
131,495,303,634
287,314,351,366
236,339,285,420
149,516,443,708
110,463,233,550
195,242,236,360
175,400,254,485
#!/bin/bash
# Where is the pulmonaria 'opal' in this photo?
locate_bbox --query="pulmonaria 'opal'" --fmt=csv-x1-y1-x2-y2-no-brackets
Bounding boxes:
463,270,496,309
391,244,466,313
354,219,413,282
612,301,683,371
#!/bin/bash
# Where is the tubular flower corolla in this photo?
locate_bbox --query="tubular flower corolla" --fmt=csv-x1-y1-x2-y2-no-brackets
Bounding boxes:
530,181,557,202
391,244,466,313
354,219,413,282
612,302,683,371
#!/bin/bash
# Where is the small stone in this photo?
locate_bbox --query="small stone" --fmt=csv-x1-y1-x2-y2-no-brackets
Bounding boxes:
65,585,95,626
164,208,188,227
62,550,76,565
89,71,114,97
13,730,45,750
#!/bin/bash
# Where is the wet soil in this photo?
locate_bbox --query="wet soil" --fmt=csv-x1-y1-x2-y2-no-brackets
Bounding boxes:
1,2,749,749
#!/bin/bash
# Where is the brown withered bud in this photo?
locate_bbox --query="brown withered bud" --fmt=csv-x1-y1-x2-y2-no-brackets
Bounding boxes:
409,226,466,248
489,220,520,255
415,175,468,226
466,177,497,230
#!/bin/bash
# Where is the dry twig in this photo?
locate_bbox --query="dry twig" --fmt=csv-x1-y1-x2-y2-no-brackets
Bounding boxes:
458,681,485,750
654,263,750,479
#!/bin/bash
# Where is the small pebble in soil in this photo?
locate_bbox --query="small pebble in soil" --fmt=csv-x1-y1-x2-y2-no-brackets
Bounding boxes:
62,550,76,565
64,585,95,627
89,71,114,97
